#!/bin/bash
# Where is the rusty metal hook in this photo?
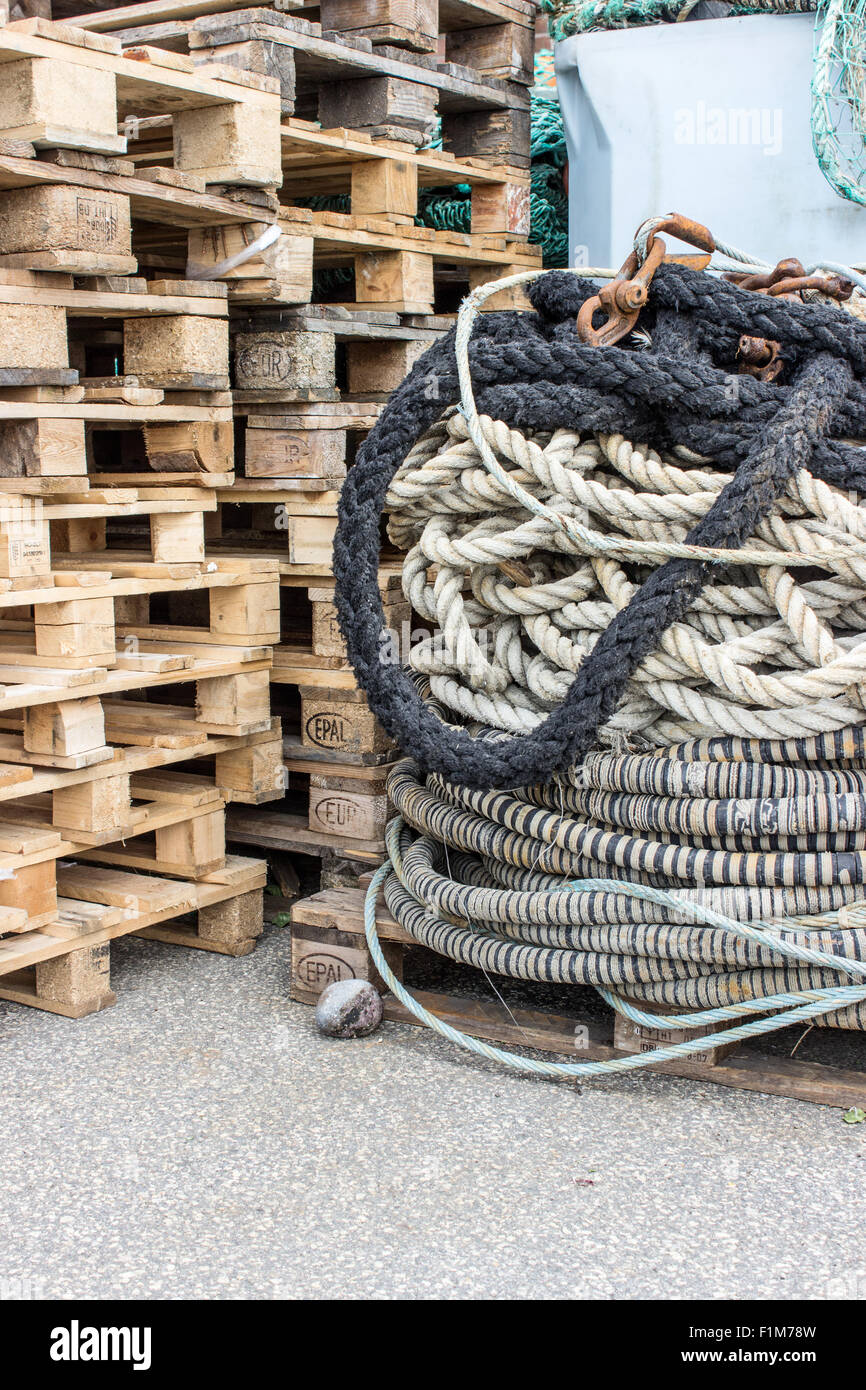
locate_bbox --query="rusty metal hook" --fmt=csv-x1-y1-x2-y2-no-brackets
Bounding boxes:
577,214,715,348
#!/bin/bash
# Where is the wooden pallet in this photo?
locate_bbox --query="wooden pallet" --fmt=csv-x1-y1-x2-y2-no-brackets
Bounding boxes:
0,557,279,667
0,793,228,935
291,886,866,1109
0,271,231,394
0,486,226,584
0,716,279,803
0,400,235,491
0,16,283,186
0,852,267,1015
280,121,530,233
184,203,539,308
67,0,536,69
213,487,406,574
68,7,533,155
0,764,271,936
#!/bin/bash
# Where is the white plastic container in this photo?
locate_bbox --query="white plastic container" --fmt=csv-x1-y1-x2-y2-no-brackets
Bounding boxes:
555,13,866,269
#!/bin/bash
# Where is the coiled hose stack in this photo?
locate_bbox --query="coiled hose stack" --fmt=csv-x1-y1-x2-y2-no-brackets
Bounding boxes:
333,237,866,1078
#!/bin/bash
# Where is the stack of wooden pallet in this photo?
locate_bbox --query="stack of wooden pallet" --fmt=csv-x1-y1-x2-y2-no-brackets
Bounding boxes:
53,0,541,891
0,14,290,1015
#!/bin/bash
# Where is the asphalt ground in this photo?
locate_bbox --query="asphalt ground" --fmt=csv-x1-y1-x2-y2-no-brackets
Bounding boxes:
2,922,864,1301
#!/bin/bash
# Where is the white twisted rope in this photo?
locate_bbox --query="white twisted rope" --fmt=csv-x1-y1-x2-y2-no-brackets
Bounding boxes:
387,407,866,744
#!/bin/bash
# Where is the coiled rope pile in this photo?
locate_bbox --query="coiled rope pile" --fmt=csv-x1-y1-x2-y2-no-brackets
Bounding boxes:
333,233,866,1078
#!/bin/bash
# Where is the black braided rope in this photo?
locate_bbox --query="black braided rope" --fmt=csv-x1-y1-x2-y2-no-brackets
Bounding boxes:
333,265,866,790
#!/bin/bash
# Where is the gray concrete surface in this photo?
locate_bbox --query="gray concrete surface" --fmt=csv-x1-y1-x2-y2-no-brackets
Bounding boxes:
1,923,864,1301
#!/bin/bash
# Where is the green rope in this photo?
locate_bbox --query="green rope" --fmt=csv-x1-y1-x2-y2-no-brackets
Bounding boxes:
362,818,866,1081
542,0,815,40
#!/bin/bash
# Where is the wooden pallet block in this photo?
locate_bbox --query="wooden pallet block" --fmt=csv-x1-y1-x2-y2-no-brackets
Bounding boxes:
243,418,347,482
233,322,335,392
443,15,534,87
233,403,383,494
123,312,230,391
137,883,264,955
212,723,286,802
291,910,402,1003
307,768,390,842
230,310,446,450
172,95,283,186
354,247,434,314
442,104,531,169
320,0,440,54
0,940,117,1017
0,182,136,275
468,259,533,309
187,220,312,303
290,887,866,1109
291,891,401,1007
310,583,408,662
299,684,394,757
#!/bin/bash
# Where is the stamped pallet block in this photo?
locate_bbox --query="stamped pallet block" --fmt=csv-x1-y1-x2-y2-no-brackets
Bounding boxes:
0,183,136,275
308,769,391,842
299,685,395,758
244,419,347,481
291,888,404,1004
